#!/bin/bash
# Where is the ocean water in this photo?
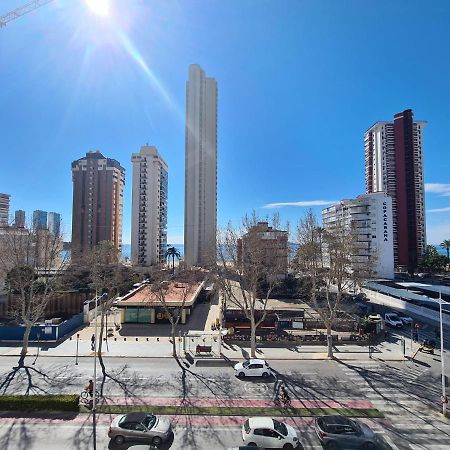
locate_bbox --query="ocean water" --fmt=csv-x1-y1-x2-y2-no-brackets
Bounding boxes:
121,243,184,260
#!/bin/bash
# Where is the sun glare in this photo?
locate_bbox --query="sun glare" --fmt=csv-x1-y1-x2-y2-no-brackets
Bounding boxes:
85,0,110,17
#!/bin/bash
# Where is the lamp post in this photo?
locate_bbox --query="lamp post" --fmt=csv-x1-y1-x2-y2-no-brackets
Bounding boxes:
92,290,99,450
75,333,80,365
438,291,447,416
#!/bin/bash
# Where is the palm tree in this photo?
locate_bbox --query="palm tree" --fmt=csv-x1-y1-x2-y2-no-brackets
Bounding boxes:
165,246,181,273
441,239,450,259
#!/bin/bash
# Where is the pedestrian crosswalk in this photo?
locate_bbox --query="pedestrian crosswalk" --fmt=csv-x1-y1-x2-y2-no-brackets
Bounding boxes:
339,361,449,449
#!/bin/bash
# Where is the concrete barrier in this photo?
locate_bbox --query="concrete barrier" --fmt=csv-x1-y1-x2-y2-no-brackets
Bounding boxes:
362,288,450,327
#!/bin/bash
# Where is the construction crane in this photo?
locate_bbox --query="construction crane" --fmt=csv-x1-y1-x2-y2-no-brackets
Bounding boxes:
0,0,54,28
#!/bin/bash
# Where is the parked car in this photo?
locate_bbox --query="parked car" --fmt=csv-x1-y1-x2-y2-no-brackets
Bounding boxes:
384,313,403,328
108,413,172,446
367,314,382,322
228,447,264,450
242,417,300,449
234,359,272,378
420,338,436,354
126,446,159,450
314,415,378,449
396,312,413,325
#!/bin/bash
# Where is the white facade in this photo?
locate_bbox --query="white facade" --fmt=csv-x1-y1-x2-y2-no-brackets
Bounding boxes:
184,64,218,266
322,193,394,279
131,146,168,266
0,193,10,226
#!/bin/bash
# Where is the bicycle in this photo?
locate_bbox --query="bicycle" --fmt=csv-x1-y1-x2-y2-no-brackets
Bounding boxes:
80,389,101,402
274,395,292,408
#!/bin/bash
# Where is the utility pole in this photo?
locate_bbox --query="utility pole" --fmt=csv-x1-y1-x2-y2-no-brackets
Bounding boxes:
439,291,447,416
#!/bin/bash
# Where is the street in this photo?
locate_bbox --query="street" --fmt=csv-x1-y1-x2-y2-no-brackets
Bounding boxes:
0,340,449,450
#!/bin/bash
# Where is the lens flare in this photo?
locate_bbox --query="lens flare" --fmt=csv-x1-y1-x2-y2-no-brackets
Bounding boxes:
85,0,110,17
116,30,178,113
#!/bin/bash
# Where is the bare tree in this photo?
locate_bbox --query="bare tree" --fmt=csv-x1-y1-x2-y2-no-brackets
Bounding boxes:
216,214,288,358
296,209,374,357
146,266,204,365
0,224,64,366
87,240,136,393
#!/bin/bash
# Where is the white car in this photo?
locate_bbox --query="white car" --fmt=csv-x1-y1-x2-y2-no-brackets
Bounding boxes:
234,359,272,378
396,312,413,325
242,417,300,449
384,313,403,328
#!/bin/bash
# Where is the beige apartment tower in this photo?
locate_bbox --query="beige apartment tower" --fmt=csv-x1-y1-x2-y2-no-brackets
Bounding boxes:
184,64,218,266
131,146,168,266
71,151,125,259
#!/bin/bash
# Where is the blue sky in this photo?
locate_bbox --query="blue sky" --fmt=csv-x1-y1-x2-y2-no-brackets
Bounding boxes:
1,0,449,245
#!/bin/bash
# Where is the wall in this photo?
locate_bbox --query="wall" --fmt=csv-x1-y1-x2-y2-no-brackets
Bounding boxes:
0,313,83,342
0,291,88,319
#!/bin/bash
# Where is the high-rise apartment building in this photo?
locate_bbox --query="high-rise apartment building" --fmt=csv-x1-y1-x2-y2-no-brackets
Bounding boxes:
238,222,289,278
14,210,25,228
184,64,218,266
131,146,168,266
71,150,125,259
364,109,426,272
0,193,10,226
33,210,47,230
322,193,394,279
48,212,61,235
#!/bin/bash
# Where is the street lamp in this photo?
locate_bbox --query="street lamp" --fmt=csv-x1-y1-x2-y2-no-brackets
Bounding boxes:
75,333,80,365
438,291,448,416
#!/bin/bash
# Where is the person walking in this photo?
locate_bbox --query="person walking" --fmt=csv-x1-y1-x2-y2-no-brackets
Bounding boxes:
91,334,96,351
413,323,419,342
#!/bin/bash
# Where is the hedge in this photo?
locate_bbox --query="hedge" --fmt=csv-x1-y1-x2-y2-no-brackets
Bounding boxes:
0,395,80,411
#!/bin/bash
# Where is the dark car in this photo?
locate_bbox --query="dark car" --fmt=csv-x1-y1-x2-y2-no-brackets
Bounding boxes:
315,415,378,449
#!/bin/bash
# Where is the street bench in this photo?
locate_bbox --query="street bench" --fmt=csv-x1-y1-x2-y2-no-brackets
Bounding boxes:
196,345,212,355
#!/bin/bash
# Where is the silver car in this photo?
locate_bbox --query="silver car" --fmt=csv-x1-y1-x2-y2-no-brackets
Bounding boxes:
315,415,378,449
108,412,172,446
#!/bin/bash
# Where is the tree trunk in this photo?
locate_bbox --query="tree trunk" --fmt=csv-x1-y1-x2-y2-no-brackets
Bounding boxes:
326,323,333,358
171,323,178,359
250,315,256,358
97,307,107,395
19,322,32,366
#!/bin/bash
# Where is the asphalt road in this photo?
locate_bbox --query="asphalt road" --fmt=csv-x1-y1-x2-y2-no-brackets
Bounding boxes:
0,350,449,449
0,353,441,401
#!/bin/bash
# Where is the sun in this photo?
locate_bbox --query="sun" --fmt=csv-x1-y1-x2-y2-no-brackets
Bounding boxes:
85,0,110,17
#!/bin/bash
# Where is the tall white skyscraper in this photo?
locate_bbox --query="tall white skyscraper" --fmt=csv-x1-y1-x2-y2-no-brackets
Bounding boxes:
131,146,168,266
184,64,218,266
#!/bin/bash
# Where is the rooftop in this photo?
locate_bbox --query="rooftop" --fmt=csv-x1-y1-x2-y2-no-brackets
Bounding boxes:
117,281,204,308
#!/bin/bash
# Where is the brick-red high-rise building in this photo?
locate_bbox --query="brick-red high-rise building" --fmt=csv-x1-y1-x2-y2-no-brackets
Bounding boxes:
364,109,426,274
71,151,125,260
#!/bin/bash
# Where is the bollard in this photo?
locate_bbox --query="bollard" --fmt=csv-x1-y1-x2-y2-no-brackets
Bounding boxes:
114,338,117,341
157,337,159,342
124,337,127,341
146,338,149,341
136,338,138,341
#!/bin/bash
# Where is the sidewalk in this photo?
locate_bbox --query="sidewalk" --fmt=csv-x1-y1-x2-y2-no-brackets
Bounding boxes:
0,334,410,361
